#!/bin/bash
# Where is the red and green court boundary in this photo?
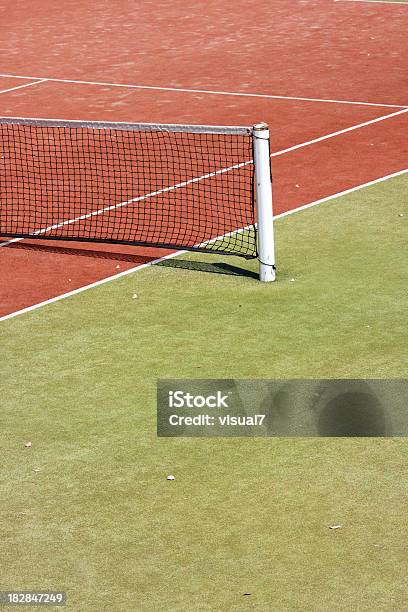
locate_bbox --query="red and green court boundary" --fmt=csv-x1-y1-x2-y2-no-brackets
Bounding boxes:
0,0,407,319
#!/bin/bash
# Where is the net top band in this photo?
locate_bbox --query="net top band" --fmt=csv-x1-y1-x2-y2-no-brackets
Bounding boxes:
0,116,252,136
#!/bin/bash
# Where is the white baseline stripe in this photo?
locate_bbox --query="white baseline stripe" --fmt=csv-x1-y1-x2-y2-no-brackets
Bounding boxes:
0,79,48,95
0,73,406,109
1,167,407,324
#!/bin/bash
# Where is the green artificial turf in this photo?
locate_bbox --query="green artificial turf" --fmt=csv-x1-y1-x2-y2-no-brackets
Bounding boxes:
0,173,407,611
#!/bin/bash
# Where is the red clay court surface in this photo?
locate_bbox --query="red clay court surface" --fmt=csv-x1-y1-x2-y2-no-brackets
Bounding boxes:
0,0,407,319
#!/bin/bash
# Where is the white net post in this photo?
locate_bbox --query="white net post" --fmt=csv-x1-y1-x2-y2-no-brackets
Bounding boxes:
253,123,276,282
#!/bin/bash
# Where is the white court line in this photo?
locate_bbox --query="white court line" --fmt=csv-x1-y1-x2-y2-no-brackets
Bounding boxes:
0,237,21,247
0,72,406,109
273,168,408,220
271,107,408,157
0,79,48,95
335,0,408,4
0,167,407,324
1,105,406,250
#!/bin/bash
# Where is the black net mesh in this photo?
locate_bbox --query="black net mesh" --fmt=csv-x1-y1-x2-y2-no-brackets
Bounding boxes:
0,121,257,258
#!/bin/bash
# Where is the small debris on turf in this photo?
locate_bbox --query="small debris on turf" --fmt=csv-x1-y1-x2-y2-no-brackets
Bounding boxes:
329,524,342,530
243,593,251,596
398,213,404,217
290,278,295,282
68,278,72,282
132,293,138,299
295,184,300,188
116,264,120,269
24,442,32,448
167,475,175,481
33,468,40,472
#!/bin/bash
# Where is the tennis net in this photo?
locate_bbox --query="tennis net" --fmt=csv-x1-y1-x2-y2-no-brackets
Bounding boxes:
0,118,275,280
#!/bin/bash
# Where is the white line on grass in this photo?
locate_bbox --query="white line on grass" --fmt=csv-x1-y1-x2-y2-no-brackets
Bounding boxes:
273,168,408,220
0,79,48,95
1,167,407,323
0,250,186,323
0,73,406,109
2,105,406,250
